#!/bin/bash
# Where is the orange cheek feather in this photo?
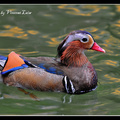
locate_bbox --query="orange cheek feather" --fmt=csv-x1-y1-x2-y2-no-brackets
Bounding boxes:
61,41,88,67
82,35,94,49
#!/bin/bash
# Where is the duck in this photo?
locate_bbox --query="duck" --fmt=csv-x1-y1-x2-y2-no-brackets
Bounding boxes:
0,30,105,94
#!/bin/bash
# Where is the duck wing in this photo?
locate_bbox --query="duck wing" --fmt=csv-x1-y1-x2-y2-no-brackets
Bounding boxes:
0,53,64,76
21,56,64,76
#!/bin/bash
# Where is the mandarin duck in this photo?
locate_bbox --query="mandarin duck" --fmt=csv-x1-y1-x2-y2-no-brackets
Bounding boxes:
0,30,105,94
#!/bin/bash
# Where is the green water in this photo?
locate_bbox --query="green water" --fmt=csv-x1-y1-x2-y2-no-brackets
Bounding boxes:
0,4,120,115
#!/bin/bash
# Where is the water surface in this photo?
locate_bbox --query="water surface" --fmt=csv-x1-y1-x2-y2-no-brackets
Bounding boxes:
0,4,120,115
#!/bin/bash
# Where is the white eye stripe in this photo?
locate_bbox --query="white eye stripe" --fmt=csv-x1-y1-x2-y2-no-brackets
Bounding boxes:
62,33,89,47
80,35,89,43
74,33,89,43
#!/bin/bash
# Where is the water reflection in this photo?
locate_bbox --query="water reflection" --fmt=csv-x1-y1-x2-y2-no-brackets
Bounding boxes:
0,25,39,39
112,88,120,95
62,94,73,103
57,5,109,16
0,4,120,115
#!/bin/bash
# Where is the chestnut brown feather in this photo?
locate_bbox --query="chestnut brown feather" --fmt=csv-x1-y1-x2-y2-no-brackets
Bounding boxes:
60,41,88,67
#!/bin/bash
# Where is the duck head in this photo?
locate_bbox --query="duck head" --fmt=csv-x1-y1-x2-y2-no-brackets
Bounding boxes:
57,30,105,67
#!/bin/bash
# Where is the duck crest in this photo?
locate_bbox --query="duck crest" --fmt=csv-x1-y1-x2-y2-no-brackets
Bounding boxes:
60,41,88,67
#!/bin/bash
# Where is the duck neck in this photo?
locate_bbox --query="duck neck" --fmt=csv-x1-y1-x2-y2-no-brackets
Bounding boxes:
60,47,88,67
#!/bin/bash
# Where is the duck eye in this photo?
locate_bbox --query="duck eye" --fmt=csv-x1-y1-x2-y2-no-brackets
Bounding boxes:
81,37,89,43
